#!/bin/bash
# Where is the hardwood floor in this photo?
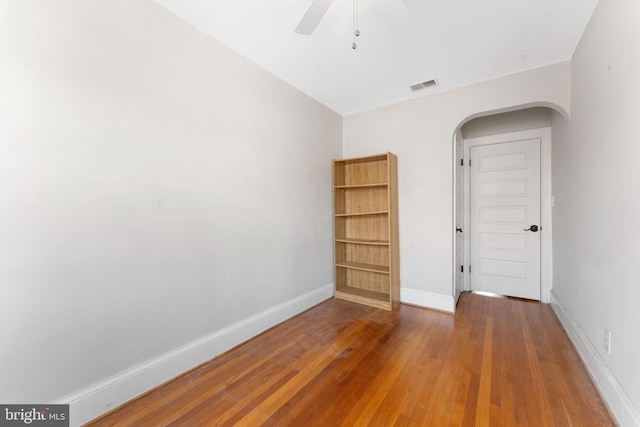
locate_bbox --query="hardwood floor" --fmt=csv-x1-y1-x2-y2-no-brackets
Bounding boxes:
87,293,615,426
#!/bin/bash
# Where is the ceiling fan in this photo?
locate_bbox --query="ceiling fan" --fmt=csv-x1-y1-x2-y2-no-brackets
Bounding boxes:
295,0,361,48
294,0,336,35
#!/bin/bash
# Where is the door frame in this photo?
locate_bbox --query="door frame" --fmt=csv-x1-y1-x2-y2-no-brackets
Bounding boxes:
462,127,553,303
453,131,465,306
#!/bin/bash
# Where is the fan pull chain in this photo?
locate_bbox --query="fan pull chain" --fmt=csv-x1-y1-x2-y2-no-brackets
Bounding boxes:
352,0,360,49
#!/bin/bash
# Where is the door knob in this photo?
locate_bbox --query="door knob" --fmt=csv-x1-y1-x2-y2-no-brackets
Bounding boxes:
456,228,463,233
524,225,539,232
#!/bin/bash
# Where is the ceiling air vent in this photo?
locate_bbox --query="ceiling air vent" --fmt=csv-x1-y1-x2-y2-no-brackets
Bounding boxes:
410,79,438,92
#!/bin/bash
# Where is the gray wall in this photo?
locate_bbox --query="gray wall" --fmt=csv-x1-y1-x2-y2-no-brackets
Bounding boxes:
343,63,569,305
0,0,341,405
551,0,640,421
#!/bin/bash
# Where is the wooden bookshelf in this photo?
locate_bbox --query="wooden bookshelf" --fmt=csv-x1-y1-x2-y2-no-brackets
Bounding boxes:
332,153,399,311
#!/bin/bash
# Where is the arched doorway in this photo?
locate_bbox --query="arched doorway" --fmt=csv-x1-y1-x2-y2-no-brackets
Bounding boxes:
452,105,569,307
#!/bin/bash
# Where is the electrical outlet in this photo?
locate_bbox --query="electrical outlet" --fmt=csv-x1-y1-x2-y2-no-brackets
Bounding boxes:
604,330,612,355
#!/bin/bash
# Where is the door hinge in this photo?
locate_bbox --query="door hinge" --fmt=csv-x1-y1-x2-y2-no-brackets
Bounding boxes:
460,159,464,166
461,265,464,273
469,159,472,167
469,265,471,273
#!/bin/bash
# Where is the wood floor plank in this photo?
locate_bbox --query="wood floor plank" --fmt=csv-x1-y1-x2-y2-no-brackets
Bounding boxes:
518,303,557,427
476,316,494,427
86,294,616,427
231,309,388,425
337,310,423,427
261,309,404,426
372,312,446,426
442,313,476,426
420,318,471,426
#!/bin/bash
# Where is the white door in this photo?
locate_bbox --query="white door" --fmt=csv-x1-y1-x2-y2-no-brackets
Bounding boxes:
454,134,464,304
470,138,541,300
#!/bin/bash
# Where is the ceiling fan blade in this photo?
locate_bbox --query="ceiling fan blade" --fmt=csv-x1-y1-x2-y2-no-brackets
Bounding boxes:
294,0,335,35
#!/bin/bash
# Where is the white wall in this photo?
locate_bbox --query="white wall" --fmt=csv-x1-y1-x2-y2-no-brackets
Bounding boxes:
343,63,570,308
0,0,341,417
550,0,640,423
461,107,552,139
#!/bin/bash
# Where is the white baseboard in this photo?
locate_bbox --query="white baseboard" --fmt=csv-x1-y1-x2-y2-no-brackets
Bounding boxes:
550,291,640,427
57,283,334,427
400,287,455,313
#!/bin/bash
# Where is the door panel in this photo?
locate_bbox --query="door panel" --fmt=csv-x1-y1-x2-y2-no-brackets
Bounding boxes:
470,138,541,300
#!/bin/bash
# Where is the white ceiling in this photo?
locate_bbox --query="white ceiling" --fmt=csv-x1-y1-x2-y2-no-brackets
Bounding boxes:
153,0,598,116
